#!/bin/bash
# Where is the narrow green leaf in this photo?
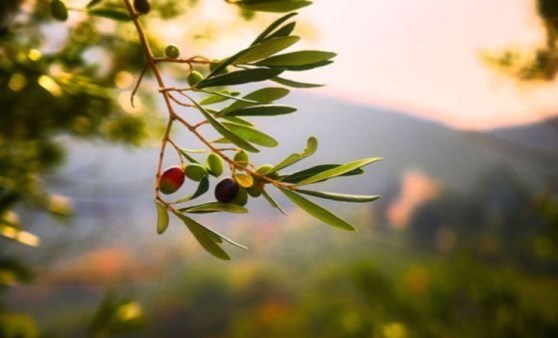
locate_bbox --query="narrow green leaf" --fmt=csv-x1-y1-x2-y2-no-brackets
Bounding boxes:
88,8,131,21
225,104,296,117
235,36,300,64
271,136,318,172
281,164,364,183
271,76,324,88
197,68,284,89
296,157,382,186
279,60,334,71
200,90,257,104
221,87,290,115
266,22,296,40
181,148,206,154
86,0,103,9
234,0,312,13
223,116,254,126
262,189,287,215
251,12,298,45
255,51,336,67
188,96,260,153
199,91,240,105
154,200,169,234
175,212,247,250
173,176,209,204
222,122,279,147
295,189,381,203
175,213,230,260
180,148,201,164
180,202,248,214
280,188,356,231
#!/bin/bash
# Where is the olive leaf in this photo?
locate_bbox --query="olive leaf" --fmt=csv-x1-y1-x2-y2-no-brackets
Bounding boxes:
271,136,318,173
180,202,248,214
155,200,169,234
294,189,380,203
251,12,298,45
197,68,284,89
271,76,324,88
279,188,356,231
295,157,382,186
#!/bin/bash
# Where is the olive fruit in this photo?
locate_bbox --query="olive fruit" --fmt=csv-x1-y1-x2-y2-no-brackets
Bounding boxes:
256,164,279,180
165,44,180,59
206,153,224,177
184,163,207,182
159,166,185,194
231,187,248,206
215,178,239,203
247,181,264,197
234,150,249,167
134,0,151,14
187,71,204,87
50,0,68,21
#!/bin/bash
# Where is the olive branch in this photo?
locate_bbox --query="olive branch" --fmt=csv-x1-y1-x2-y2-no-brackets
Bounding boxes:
52,0,382,260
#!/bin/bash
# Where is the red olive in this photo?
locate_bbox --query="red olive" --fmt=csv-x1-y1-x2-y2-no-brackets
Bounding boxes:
159,166,185,194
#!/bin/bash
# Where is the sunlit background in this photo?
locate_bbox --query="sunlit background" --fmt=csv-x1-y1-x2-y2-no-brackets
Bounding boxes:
2,0,558,337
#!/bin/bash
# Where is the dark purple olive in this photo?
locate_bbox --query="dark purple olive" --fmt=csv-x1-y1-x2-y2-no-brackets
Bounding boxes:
134,0,151,15
215,178,239,203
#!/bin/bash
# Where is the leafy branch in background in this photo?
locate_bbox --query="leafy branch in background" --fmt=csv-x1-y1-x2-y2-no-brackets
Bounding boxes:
485,0,558,81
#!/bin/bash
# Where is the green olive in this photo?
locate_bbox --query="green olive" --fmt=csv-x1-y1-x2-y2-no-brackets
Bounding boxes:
231,187,248,206
187,71,204,87
206,153,224,177
256,164,279,180
165,44,180,59
247,181,264,197
184,163,208,182
234,150,249,167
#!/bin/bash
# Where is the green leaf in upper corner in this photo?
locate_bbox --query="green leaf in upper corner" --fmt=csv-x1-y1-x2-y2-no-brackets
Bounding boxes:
294,189,381,203
180,202,248,214
222,122,279,147
279,188,356,231
199,91,240,105
88,8,131,21
234,36,301,65
255,51,336,67
155,200,169,235
251,12,298,45
281,164,364,183
266,21,296,40
189,97,260,153
174,213,230,260
296,157,382,186
173,176,210,204
233,0,312,13
224,104,296,117
271,136,318,173
271,76,324,88
262,189,287,215
196,68,284,89
86,0,103,8
221,87,290,115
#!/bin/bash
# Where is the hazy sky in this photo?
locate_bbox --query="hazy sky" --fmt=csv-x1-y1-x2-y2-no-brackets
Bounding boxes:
154,0,558,130
297,0,558,129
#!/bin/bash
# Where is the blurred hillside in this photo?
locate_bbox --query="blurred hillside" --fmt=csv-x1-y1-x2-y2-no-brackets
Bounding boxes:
5,92,558,337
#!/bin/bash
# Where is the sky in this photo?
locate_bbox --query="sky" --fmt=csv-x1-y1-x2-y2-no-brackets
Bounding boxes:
150,0,558,130
299,0,558,130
